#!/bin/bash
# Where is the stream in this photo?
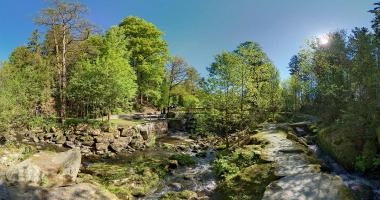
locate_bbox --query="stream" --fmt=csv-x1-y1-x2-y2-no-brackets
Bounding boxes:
83,124,380,199
309,144,380,200
141,132,218,199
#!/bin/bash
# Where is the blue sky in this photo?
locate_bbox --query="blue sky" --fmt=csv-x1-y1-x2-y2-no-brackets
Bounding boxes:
0,0,375,79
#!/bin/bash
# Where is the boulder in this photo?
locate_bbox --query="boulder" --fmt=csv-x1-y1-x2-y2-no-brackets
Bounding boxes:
79,135,95,146
95,143,109,152
64,141,76,149
76,124,88,132
65,134,76,142
349,183,374,200
94,133,114,143
5,149,81,187
52,131,66,144
110,137,131,153
139,125,150,140
49,127,57,133
88,128,101,136
121,127,137,137
262,173,356,200
43,183,119,200
2,183,119,200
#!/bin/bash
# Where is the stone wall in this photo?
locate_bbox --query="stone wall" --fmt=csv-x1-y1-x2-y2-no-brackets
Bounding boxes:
22,121,168,156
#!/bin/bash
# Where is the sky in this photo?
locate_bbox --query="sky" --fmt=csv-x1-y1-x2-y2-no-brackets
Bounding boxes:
0,0,376,80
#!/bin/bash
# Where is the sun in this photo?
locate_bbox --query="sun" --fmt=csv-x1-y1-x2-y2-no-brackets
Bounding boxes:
318,34,329,45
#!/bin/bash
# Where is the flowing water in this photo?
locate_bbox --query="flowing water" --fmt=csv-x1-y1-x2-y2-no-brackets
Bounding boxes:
141,132,218,199
308,144,380,200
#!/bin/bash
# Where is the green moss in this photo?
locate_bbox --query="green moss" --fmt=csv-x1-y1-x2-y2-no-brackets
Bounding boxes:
216,163,278,200
337,185,357,200
81,151,171,199
160,190,198,200
317,126,360,170
169,153,196,166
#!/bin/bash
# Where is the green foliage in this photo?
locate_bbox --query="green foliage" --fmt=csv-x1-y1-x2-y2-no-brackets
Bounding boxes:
67,27,137,118
160,190,198,200
0,41,53,130
199,41,282,145
213,157,240,179
169,153,196,166
355,140,378,172
286,6,380,173
213,145,261,180
119,16,169,105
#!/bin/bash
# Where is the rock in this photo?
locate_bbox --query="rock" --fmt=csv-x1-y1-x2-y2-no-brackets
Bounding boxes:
56,136,66,144
262,173,356,200
117,127,124,135
52,131,66,144
5,149,81,187
77,124,88,132
94,133,114,143
88,128,101,136
169,182,182,191
64,141,76,149
167,160,179,170
32,136,40,143
0,136,7,146
49,126,56,133
43,183,119,200
95,143,109,152
44,132,53,140
121,127,136,137
79,135,94,146
139,126,149,140
349,183,373,200
110,137,131,153
80,146,92,156
66,134,76,142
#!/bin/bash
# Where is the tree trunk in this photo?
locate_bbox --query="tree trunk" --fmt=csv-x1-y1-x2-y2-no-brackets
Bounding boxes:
60,26,67,123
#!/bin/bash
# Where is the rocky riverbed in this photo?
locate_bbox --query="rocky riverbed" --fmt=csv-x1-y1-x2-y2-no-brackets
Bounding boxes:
0,122,375,200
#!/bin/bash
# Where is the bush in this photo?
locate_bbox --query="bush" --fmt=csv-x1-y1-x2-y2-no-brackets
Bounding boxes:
213,157,240,179
355,140,378,172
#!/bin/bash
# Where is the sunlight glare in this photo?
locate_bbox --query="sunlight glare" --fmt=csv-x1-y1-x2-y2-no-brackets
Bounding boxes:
318,34,329,45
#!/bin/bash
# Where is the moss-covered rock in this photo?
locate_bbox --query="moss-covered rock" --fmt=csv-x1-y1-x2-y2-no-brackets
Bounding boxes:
169,153,196,166
216,163,278,200
160,190,198,200
317,127,360,170
80,150,171,199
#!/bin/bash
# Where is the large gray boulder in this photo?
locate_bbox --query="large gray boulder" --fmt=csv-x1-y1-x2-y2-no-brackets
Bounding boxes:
42,183,119,200
2,183,119,200
262,173,356,200
5,149,81,187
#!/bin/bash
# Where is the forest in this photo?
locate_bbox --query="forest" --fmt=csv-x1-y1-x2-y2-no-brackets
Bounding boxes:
0,1,379,200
